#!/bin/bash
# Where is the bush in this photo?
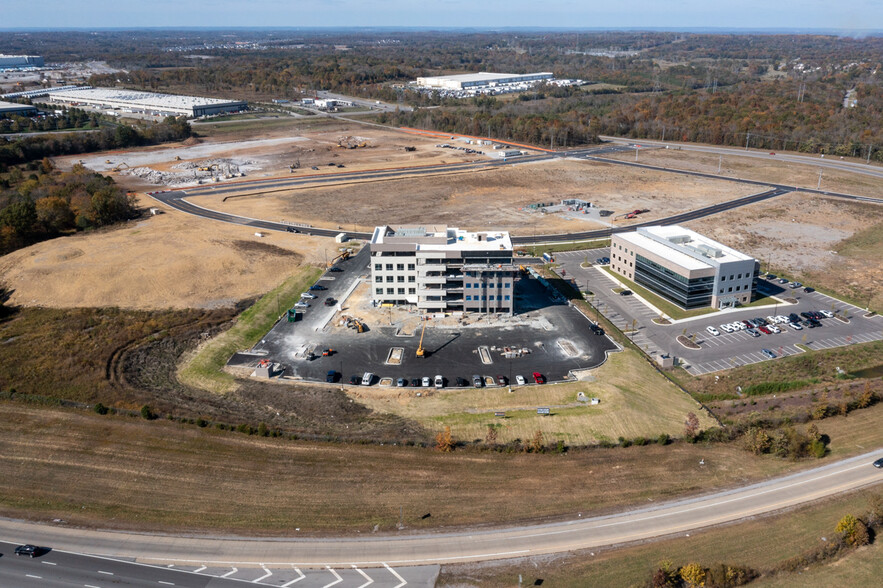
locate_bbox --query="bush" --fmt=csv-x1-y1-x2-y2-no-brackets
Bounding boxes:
196,418,208,428
679,562,706,588
140,405,156,420
657,433,671,446
809,438,828,458
836,514,870,547
93,402,108,415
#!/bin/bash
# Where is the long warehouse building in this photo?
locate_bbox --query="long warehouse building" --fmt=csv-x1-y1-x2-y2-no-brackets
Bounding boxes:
44,87,246,118
415,72,553,91
0,54,44,69
0,100,38,118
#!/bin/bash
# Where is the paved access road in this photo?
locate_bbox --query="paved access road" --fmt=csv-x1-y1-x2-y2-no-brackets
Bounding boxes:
2,452,880,570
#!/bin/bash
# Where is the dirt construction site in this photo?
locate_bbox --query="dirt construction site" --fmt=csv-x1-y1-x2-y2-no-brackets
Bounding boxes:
1,118,878,312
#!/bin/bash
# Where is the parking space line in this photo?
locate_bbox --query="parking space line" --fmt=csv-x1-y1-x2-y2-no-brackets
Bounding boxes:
282,568,306,587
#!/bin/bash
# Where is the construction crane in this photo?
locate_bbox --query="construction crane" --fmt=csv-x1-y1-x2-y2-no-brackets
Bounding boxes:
416,319,428,358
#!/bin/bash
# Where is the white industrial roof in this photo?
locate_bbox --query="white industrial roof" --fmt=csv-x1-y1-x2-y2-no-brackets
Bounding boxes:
643,226,754,264
45,87,242,109
617,231,710,271
372,226,512,252
617,225,754,271
419,72,552,83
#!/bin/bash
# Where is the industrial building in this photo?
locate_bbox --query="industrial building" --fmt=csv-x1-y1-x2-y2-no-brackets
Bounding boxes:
0,54,44,69
415,72,553,91
44,87,246,118
610,225,759,310
370,225,516,314
0,100,37,118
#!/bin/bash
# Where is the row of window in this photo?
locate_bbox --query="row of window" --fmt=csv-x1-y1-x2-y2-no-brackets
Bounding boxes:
465,295,511,301
376,288,417,295
375,263,416,271
465,282,511,289
720,273,746,281
376,275,416,283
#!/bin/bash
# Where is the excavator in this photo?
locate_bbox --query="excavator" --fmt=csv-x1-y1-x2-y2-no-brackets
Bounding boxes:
111,162,130,172
329,250,351,266
416,319,429,358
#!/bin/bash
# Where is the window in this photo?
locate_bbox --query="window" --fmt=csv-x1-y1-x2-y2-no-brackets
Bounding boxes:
407,264,415,271
465,283,471,288
397,276,404,283
737,273,742,279
408,288,415,294
375,288,383,295
386,288,394,295
721,275,726,281
730,275,734,281
408,276,415,282
397,264,404,271
728,287,733,293
504,295,510,300
504,283,511,288
489,295,495,300
465,295,472,301
719,289,724,294
375,276,382,283
386,264,393,271
488,283,495,288
398,288,405,295
735,285,740,291
374,263,382,270
386,276,394,283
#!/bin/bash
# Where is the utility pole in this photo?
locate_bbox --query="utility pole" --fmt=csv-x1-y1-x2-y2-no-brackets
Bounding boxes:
868,145,874,164
661,126,666,142
635,147,638,162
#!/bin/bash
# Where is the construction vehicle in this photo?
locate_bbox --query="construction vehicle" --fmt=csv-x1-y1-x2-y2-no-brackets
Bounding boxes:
329,250,351,266
322,348,334,356
350,319,365,333
614,209,650,221
416,319,428,358
111,162,130,172
105,159,112,164
173,155,182,161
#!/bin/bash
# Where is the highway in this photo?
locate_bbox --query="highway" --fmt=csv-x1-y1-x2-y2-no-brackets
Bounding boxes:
1,451,880,571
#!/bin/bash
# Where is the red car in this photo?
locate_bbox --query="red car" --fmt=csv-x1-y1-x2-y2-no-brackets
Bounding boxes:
758,326,771,335
532,372,545,384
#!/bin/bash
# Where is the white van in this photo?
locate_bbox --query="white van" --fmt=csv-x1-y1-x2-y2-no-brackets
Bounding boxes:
361,372,374,386
434,375,444,388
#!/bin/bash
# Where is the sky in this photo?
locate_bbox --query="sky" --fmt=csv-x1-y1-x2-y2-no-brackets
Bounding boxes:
1,0,880,31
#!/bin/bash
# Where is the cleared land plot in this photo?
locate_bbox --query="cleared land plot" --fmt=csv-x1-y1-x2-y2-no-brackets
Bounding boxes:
3,402,877,535
0,193,338,310
686,192,883,310
605,147,883,198
188,159,759,234
350,350,715,444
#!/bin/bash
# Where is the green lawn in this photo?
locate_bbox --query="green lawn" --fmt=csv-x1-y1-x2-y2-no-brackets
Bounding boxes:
517,238,610,257
178,266,322,393
599,266,719,320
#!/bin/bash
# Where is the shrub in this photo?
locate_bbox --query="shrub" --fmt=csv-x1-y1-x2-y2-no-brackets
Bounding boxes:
140,405,156,420
257,422,268,437
743,426,771,455
836,514,870,547
657,433,671,446
634,436,647,446
679,562,706,588
196,418,208,428
93,402,108,415
809,439,828,458
435,426,454,452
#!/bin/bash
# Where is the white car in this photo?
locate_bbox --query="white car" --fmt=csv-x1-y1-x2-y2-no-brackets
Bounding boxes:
789,322,803,330
768,325,781,334
706,326,720,336
361,372,374,386
422,376,431,387
434,375,444,388
300,292,317,300
720,324,733,333
775,315,789,324
819,310,834,318
515,375,526,386
730,322,744,331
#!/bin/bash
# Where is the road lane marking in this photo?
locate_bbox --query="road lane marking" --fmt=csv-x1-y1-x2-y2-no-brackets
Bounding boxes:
253,565,272,583
384,563,407,588
282,567,306,587
158,582,175,586
42,561,57,565
98,570,114,575
323,566,343,588
85,585,100,588
25,574,42,579
353,564,374,588
221,567,238,577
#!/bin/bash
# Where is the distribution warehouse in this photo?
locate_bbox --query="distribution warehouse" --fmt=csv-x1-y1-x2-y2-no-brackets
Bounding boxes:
0,54,44,69
44,87,246,118
414,72,553,90
0,100,37,118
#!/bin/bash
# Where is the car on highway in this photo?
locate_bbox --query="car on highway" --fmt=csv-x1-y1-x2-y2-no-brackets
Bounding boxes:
397,377,406,387
328,266,343,272
309,285,327,291
361,372,374,386
286,227,299,233
762,348,777,359
706,326,720,336
301,292,317,300
472,374,483,388
324,298,336,306
435,375,444,388
14,544,40,557
349,375,360,385
515,375,526,386
874,457,883,468
619,290,633,296
533,372,545,384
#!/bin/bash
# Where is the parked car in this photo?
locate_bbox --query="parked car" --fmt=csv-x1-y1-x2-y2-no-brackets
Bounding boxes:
294,301,310,309
803,287,815,293
719,324,733,333
435,375,444,388
706,326,720,336
752,318,768,326
742,320,754,329
472,374,483,388
309,285,327,291
789,322,803,330
788,312,801,323
768,325,781,334
746,328,761,337
778,278,789,284
328,266,343,272
874,457,883,468
595,258,606,265
350,375,360,385
789,282,802,289
496,375,508,386
819,310,834,318
589,324,604,335
803,320,816,329
301,292,317,300
762,348,777,359
532,372,545,384
808,318,822,328
766,274,777,280
800,312,813,320
362,372,374,386
14,544,40,557
619,290,633,296
758,325,771,335
325,370,337,383
456,377,469,387
410,378,421,387
422,376,431,387
515,375,526,386
396,377,406,387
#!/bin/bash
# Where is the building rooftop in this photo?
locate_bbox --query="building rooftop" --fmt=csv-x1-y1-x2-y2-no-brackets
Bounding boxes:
371,225,512,252
0,100,36,113
45,87,242,109
418,72,553,84
618,225,754,270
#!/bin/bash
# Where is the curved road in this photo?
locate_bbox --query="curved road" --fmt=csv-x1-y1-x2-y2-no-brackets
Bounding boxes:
149,139,882,246
2,451,881,567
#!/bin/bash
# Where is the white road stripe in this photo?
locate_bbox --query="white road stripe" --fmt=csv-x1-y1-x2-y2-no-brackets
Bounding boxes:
158,582,175,586
42,561,57,565
353,564,374,588
323,566,343,588
25,574,42,579
253,565,272,583
384,563,408,588
281,567,306,587
98,570,114,575
194,566,206,573
221,567,238,578
85,585,100,588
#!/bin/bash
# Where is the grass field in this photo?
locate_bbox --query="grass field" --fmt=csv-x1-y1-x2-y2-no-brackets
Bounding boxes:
439,487,883,587
518,238,611,257
352,350,716,444
178,265,322,393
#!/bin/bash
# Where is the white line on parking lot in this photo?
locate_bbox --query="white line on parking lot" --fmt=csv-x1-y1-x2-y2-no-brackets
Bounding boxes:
323,566,343,588
253,566,273,583
221,567,238,578
353,565,375,588
282,567,306,587
194,566,206,573
384,563,408,588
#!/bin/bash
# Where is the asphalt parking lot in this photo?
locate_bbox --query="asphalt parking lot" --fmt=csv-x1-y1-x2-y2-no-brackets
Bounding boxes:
230,251,618,386
554,249,883,376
